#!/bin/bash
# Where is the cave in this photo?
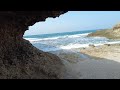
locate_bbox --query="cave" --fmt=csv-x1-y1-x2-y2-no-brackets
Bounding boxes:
0,11,67,79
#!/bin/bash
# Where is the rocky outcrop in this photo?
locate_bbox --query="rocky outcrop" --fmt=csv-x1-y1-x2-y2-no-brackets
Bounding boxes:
0,11,67,79
87,23,120,39
113,23,120,30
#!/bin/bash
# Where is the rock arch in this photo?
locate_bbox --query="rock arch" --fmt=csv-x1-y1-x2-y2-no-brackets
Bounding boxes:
0,11,67,79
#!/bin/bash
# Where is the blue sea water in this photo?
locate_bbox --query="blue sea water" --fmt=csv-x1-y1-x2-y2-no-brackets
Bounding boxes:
24,30,120,52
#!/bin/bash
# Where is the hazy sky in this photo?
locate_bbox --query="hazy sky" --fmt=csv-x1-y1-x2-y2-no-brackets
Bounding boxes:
24,11,120,36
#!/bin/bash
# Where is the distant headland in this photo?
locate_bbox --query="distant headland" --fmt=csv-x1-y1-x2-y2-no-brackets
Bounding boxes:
87,23,120,40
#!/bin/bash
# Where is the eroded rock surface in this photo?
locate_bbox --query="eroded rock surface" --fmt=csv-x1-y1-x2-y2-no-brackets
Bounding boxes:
0,11,67,79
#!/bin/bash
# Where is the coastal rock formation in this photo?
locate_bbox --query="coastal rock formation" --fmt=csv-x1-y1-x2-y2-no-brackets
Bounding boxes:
0,11,67,79
80,43,120,63
112,23,120,37
113,23,120,30
87,23,120,39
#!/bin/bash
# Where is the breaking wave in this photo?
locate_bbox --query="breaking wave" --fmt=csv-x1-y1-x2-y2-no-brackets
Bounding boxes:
24,30,120,52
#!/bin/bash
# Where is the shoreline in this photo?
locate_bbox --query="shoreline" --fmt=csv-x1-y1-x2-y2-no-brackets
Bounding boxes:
50,43,120,63
79,43,120,63
50,43,120,79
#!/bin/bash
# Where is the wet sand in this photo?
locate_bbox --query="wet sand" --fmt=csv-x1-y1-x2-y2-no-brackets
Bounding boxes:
50,47,120,79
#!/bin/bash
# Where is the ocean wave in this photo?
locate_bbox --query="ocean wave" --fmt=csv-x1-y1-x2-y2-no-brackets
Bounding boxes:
59,41,120,50
105,41,120,44
24,37,59,42
24,31,120,52
59,44,90,49
92,36,108,39
24,33,91,43
24,38,40,42
67,33,91,38
32,41,120,52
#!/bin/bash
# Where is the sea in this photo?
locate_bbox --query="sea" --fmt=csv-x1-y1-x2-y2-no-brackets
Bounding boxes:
24,30,120,52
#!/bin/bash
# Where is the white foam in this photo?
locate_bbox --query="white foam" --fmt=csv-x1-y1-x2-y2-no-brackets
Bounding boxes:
92,36,108,39
24,32,120,51
36,37,60,41
60,44,90,49
24,38,40,42
106,41,120,44
24,33,91,43
59,41,120,50
94,41,120,46
24,37,60,42
67,33,90,38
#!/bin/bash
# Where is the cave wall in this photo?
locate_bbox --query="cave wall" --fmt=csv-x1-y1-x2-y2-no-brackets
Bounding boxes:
0,11,67,38
0,11,67,79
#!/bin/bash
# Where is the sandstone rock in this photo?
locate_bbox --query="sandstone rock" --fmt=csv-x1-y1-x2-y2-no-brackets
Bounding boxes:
113,23,120,30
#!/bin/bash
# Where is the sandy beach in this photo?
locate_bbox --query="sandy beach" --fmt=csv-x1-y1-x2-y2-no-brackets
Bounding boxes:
50,44,120,79
80,44,120,63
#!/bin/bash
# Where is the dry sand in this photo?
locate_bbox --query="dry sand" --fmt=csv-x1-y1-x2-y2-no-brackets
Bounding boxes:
80,44,120,63
50,44,120,79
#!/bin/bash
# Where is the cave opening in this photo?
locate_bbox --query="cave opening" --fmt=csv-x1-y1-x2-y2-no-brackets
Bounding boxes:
23,11,120,79
1,11,120,79
24,11,120,53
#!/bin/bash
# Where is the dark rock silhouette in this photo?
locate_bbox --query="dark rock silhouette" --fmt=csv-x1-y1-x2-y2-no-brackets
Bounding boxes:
0,11,67,79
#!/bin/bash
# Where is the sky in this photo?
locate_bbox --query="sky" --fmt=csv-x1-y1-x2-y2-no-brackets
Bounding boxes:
24,11,120,36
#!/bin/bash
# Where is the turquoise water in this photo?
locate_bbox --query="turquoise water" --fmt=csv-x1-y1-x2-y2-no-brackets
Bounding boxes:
24,29,119,52
24,30,97,39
